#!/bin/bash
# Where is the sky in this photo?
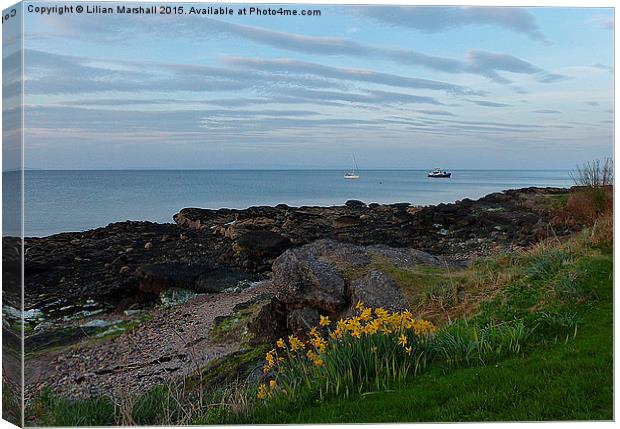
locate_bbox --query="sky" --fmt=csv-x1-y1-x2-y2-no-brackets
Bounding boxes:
4,3,615,169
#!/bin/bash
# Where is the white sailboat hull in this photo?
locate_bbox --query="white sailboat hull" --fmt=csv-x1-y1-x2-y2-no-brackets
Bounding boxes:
344,154,360,179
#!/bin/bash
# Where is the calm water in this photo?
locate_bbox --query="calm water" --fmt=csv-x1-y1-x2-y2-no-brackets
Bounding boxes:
5,170,572,237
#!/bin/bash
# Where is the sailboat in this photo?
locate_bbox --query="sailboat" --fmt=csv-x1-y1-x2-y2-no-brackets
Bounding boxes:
344,155,360,179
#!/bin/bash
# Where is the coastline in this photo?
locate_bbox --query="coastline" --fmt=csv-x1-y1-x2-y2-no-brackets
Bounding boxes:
5,185,585,400
15,169,573,237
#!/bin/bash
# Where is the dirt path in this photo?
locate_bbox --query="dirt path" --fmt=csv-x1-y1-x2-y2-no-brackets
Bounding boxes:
25,282,274,401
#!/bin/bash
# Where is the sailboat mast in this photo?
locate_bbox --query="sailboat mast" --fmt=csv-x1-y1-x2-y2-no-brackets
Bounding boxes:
353,154,358,174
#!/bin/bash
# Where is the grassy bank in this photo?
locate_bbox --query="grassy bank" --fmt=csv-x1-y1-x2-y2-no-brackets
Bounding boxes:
26,208,613,425
233,253,613,423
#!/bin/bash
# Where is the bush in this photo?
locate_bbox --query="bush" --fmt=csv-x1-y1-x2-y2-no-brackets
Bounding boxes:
559,158,614,227
570,158,613,187
565,186,612,225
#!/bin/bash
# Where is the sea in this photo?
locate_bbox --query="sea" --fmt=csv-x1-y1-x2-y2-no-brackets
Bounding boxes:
3,170,573,237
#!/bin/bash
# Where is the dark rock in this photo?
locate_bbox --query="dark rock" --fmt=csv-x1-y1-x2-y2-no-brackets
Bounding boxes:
234,230,292,258
249,299,288,343
134,262,211,294
194,268,257,293
391,202,411,209
350,269,407,312
287,308,320,334
392,210,411,223
20,186,574,324
345,199,366,208
272,244,348,312
332,215,362,228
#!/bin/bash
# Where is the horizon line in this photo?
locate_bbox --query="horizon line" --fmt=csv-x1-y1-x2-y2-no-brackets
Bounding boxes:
5,168,575,172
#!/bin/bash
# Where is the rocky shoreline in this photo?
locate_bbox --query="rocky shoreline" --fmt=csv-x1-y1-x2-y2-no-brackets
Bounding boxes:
2,186,579,400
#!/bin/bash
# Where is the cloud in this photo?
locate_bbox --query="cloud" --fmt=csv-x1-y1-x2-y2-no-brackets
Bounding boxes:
222,56,482,95
589,14,614,30
23,49,344,97
268,88,444,105
592,63,614,73
465,99,511,107
356,6,550,44
25,49,454,109
463,50,565,84
33,15,562,86
533,109,561,114
586,101,600,106
207,20,561,84
416,109,457,117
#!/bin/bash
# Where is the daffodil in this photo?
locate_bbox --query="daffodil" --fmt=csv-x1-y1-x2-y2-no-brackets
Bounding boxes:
319,315,331,326
398,334,408,346
257,383,269,399
265,349,277,367
289,335,305,351
359,307,373,321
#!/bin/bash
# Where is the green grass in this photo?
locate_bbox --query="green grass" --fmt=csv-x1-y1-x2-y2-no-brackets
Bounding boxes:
27,389,116,427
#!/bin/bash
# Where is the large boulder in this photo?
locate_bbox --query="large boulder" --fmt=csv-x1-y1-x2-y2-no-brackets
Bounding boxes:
272,245,349,312
266,239,446,337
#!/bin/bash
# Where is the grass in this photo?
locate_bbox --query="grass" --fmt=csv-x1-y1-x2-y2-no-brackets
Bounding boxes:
25,208,613,425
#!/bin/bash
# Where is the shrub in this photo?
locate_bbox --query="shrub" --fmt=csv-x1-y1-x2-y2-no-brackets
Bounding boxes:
566,187,612,225
570,158,613,187
556,158,614,227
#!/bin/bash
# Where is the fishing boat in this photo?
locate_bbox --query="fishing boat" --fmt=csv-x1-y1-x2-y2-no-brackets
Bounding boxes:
428,168,451,178
344,155,360,179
